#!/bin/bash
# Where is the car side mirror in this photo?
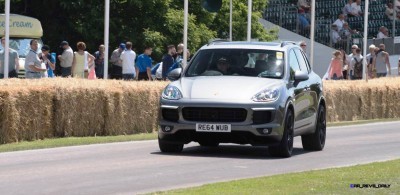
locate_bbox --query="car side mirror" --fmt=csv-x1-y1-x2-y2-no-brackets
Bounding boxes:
294,71,309,81
167,68,182,81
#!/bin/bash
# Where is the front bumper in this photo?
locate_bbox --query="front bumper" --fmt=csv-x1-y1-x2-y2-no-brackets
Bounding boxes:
158,100,286,146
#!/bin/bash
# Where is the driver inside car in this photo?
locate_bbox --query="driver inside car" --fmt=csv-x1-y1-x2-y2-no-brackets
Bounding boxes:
216,57,231,75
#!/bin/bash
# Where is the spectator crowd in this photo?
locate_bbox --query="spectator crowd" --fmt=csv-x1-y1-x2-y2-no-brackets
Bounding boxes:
323,43,400,80
0,38,188,81
292,0,399,52
292,0,400,80
2,0,400,81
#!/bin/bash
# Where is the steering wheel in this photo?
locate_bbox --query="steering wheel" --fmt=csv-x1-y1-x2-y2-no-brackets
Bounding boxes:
201,70,224,76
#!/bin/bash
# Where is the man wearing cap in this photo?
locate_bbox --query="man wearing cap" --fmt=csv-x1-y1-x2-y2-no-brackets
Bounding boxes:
25,39,47,79
110,43,125,79
216,57,231,75
58,41,74,77
0,37,19,78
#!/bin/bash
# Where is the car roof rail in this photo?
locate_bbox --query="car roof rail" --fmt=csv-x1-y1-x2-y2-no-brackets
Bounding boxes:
208,38,229,45
280,41,297,47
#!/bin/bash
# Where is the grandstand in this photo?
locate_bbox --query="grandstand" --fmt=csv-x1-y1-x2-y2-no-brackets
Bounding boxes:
264,0,400,53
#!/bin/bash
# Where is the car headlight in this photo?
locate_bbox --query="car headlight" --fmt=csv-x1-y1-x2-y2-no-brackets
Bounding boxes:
162,86,183,100
252,88,280,102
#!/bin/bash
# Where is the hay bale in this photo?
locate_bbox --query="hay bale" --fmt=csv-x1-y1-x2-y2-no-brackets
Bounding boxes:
2,77,400,145
13,87,54,141
0,90,18,144
0,86,54,143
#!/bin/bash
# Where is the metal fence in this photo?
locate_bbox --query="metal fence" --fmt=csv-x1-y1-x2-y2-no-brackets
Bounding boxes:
264,0,400,54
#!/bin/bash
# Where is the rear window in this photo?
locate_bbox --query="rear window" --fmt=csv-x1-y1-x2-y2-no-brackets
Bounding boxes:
186,49,284,79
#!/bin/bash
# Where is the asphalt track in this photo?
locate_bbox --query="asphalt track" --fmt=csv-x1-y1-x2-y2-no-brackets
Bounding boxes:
1,121,399,195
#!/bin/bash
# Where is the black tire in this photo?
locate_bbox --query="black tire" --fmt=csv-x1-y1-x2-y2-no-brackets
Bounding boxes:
301,105,326,151
158,137,184,153
268,109,294,158
198,141,219,147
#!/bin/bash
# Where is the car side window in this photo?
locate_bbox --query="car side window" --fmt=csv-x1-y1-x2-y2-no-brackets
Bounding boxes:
300,50,311,73
294,49,310,74
289,50,300,80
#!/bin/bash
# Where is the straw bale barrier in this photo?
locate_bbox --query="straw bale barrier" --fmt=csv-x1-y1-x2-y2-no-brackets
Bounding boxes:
0,78,167,144
324,78,400,122
0,77,400,144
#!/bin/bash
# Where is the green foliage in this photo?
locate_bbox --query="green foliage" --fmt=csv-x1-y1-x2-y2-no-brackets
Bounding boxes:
211,0,277,41
0,0,277,61
163,8,216,54
143,29,166,60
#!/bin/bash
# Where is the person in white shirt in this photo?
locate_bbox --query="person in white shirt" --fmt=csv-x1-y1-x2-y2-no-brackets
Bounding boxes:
351,0,362,16
333,14,346,31
346,45,358,78
377,26,389,39
58,41,74,77
395,0,400,12
385,3,395,20
120,42,137,80
366,44,376,79
343,0,354,17
330,24,342,45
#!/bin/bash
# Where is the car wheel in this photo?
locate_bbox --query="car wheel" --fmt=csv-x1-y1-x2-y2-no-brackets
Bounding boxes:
268,109,294,158
301,105,326,151
158,137,184,153
198,141,219,147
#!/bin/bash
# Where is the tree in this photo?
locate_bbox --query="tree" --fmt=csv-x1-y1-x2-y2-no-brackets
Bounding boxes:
0,0,277,62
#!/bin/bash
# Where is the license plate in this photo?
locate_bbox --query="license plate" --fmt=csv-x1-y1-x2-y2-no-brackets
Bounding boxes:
196,123,231,132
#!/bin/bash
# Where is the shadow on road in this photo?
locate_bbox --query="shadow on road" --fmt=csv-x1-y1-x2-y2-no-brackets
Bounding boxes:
152,144,314,160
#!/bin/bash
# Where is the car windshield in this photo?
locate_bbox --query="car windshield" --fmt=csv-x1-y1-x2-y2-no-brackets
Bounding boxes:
0,38,43,58
186,49,284,78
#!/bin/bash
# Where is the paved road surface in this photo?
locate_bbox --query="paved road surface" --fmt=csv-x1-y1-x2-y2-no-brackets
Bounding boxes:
1,121,400,195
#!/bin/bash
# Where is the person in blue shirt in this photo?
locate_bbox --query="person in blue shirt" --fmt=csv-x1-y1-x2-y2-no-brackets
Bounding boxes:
135,46,153,81
40,45,56,78
298,8,310,36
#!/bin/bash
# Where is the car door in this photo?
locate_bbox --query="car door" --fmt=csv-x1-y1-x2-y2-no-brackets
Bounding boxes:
294,49,318,132
299,49,320,120
288,49,311,134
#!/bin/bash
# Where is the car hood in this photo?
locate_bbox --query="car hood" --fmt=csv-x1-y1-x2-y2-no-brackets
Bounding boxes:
176,76,284,100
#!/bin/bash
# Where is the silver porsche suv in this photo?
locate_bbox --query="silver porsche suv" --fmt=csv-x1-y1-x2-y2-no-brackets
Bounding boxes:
158,41,326,158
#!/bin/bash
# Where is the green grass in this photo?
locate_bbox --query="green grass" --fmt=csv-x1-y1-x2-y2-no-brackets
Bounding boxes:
1,118,399,153
152,159,400,195
0,133,157,153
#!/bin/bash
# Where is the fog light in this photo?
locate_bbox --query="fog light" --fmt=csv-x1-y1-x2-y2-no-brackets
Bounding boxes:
257,128,271,135
263,128,270,134
165,126,171,131
162,125,173,132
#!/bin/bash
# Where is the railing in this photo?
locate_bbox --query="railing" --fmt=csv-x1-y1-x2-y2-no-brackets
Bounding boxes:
264,7,361,53
264,0,400,54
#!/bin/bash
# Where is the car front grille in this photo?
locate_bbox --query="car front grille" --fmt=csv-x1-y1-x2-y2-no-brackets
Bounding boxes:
162,109,179,122
252,111,273,124
182,107,247,122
